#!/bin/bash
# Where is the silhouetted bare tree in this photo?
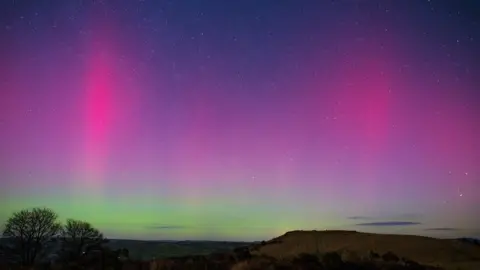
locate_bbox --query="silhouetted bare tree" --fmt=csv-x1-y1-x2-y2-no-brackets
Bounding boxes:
1,207,62,266
60,219,107,260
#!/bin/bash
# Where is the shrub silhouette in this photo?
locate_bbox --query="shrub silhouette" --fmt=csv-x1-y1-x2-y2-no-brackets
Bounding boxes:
382,251,400,263
369,250,381,260
296,253,320,262
292,253,323,269
322,251,344,270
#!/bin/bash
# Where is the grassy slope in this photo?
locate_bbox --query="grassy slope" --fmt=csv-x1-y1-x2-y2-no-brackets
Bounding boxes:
250,230,480,270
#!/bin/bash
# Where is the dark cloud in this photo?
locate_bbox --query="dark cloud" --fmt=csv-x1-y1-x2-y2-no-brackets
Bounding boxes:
355,221,421,227
145,225,187,230
347,213,423,221
347,216,375,220
425,227,458,231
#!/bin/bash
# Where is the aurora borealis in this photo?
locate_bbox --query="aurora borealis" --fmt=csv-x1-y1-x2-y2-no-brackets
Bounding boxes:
0,0,479,241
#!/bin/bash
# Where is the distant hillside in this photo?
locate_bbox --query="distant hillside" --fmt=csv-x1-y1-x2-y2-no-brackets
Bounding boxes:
248,230,480,270
106,239,251,260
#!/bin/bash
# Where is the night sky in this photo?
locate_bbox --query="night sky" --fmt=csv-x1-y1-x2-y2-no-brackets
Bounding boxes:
0,0,479,241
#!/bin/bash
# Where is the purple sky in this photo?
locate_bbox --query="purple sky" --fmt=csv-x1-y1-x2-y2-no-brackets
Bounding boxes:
1,0,479,241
